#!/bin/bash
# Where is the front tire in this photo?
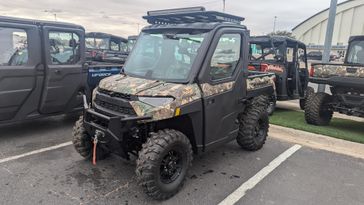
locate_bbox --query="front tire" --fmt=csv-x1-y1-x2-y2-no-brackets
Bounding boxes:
237,96,269,151
136,129,193,200
304,92,333,125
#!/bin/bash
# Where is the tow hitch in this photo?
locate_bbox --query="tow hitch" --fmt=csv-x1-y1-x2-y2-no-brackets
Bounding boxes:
92,130,105,165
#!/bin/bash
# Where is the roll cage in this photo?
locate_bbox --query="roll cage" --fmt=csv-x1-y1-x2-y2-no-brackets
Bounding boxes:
250,35,307,63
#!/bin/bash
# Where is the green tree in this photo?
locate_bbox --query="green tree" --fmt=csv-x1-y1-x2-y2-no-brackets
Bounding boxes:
268,30,295,39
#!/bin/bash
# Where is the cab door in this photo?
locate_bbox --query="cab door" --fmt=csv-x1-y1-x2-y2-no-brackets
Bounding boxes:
199,29,249,148
0,23,42,122
39,27,85,114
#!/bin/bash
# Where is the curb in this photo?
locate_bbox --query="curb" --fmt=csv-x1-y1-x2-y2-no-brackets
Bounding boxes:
269,124,364,160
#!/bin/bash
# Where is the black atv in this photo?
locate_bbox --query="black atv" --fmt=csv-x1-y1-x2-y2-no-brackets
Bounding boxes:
249,36,313,114
305,35,364,125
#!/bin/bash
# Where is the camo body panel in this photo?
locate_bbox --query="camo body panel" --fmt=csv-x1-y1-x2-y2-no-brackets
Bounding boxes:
96,74,202,121
98,74,164,95
247,75,276,91
130,84,202,121
313,64,364,78
201,82,235,97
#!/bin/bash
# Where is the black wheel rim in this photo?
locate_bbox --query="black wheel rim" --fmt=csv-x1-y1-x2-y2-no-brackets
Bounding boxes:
253,118,266,143
267,102,275,113
319,98,332,120
160,150,183,184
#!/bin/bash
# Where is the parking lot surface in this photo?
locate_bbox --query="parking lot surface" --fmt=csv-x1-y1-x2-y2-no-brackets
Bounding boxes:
1,115,364,205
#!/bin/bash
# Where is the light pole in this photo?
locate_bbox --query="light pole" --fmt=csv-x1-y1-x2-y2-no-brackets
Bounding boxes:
44,9,62,21
273,16,277,33
318,0,338,92
223,0,226,12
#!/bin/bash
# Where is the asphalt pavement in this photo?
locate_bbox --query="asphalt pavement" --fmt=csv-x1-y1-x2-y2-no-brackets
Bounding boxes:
0,115,364,205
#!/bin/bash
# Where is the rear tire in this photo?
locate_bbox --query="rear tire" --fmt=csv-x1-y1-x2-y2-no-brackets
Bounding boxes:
72,116,109,160
300,86,314,110
304,92,333,125
136,129,193,200
237,96,269,151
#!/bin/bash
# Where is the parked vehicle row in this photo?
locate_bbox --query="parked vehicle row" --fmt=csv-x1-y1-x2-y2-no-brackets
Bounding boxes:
1,5,363,202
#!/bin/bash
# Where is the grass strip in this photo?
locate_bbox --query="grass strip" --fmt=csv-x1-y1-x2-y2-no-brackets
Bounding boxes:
270,108,364,144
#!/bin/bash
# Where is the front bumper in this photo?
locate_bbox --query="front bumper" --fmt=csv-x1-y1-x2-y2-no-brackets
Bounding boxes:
83,107,151,158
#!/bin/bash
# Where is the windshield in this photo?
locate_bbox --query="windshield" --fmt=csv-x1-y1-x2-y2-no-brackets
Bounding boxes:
123,31,207,82
85,37,110,50
250,42,285,61
346,40,364,65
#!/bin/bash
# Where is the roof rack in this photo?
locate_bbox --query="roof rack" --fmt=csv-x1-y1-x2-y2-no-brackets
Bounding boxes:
143,7,244,25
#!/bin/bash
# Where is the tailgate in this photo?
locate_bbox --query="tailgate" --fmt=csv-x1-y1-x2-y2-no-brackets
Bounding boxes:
310,63,364,88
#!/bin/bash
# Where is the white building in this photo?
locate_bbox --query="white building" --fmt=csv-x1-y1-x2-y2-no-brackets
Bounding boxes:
292,0,364,56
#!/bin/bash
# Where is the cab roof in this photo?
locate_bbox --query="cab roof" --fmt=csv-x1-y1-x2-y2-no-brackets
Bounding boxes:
251,35,306,48
0,15,84,30
349,35,364,43
86,32,127,42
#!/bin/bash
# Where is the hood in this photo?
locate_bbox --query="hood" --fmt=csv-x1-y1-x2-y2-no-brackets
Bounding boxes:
97,74,202,121
98,74,201,99
98,74,164,95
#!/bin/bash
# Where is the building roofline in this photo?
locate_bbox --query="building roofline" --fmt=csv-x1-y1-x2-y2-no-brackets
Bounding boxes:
292,0,352,31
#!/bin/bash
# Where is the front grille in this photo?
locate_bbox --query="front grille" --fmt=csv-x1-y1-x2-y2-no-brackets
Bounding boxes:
94,98,136,115
98,88,132,100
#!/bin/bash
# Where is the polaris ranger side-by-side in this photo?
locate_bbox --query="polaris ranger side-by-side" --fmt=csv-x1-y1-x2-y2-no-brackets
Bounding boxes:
305,36,364,125
72,7,275,200
249,36,312,114
0,16,122,124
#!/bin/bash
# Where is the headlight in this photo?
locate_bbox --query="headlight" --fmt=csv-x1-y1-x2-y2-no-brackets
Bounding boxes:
138,97,174,107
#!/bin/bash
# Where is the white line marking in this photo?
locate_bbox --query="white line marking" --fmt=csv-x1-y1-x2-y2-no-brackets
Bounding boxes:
0,141,72,164
218,144,302,205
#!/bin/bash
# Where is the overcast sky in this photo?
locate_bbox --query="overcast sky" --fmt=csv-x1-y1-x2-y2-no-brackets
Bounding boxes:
0,0,346,37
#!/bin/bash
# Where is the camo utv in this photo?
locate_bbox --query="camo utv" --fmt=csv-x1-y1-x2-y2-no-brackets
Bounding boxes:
72,7,275,200
305,36,364,125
